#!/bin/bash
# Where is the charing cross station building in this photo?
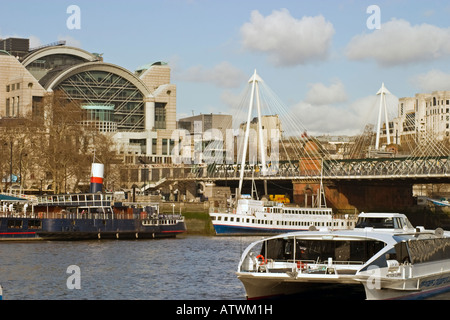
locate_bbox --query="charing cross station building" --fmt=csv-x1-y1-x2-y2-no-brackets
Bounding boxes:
0,37,176,163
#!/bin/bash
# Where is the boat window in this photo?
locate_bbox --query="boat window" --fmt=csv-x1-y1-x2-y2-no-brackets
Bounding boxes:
7,220,23,229
261,238,385,263
394,218,403,229
355,217,395,228
28,220,42,229
395,238,450,264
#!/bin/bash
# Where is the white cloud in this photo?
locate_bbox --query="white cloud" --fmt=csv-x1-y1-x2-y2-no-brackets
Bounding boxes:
410,69,450,92
240,9,335,67
288,101,355,136
287,93,399,136
304,79,348,105
28,35,42,48
175,61,247,88
346,18,450,66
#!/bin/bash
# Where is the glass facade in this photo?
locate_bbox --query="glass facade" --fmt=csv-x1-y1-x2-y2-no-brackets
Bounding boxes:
56,70,145,131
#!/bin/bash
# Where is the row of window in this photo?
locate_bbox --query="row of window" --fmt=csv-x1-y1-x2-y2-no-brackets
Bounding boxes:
152,138,175,155
213,215,352,227
6,82,20,92
5,96,20,117
248,207,331,215
427,108,450,116
2,219,42,229
431,98,450,107
142,219,178,226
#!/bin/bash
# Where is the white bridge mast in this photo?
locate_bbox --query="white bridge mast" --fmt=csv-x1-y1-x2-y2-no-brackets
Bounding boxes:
375,82,391,150
238,70,267,198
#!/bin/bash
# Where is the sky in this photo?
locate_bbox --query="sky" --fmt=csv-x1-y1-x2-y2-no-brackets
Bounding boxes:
2,0,450,136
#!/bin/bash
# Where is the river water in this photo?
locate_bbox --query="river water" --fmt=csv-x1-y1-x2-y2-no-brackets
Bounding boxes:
2,235,450,301
0,235,259,300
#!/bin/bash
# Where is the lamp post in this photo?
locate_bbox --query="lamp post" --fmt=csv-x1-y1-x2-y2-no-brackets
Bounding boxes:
19,152,27,194
4,141,12,194
10,142,12,193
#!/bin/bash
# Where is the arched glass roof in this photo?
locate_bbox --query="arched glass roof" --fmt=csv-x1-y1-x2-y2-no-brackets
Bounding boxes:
46,62,152,132
22,46,100,81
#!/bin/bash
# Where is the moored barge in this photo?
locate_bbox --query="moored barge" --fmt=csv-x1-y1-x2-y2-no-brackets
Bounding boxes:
0,193,186,241
0,163,186,240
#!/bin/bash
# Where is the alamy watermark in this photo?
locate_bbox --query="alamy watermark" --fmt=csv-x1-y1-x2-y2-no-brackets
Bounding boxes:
66,265,81,290
366,5,381,30
66,5,81,30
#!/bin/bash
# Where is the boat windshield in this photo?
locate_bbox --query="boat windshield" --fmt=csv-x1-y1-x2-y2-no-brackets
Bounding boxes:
260,238,385,264
355,216,413,229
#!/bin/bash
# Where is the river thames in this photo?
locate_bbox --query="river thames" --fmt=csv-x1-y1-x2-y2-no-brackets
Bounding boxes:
2,235,450,301
0,236,259,300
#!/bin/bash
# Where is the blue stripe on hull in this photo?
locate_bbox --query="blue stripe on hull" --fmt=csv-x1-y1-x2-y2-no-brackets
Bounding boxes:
390,283,450,300
213,224,307,235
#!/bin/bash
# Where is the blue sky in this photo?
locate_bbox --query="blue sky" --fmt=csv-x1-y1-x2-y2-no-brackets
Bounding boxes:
2,0,450,135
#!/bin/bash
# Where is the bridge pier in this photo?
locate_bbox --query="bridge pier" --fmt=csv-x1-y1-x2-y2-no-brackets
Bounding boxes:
293,180,415,213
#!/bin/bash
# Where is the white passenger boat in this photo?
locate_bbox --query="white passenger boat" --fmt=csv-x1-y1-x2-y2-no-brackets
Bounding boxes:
209,196,356,235
236,212,450,300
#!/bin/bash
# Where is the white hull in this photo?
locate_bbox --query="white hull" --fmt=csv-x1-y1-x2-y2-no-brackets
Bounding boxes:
210,199,356,235
237,271,365,300
238,264,450,300
236,213,450,300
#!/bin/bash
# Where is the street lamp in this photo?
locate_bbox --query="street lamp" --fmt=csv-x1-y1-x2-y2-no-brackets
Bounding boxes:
19,152,27,194
3,141,13,193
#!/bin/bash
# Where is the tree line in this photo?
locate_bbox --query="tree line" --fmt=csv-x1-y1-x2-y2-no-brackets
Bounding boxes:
0,91,120,194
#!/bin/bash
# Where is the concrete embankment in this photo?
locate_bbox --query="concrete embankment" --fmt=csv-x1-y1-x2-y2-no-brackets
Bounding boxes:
159,202,214,235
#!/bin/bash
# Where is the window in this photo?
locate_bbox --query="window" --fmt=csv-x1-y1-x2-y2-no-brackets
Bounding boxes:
152,138,157,155
169,139,175,155
141,168,149,182
28,220,42,229
6,98,10,116
162,139,168,155
154,102,166,129
7,220,23,229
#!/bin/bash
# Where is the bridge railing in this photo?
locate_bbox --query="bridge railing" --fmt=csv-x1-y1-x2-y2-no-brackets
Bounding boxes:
183,156,450,180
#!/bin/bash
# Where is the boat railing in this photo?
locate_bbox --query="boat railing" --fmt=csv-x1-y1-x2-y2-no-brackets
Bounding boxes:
35,193,113,207
255,258,364,274
0,211,184,222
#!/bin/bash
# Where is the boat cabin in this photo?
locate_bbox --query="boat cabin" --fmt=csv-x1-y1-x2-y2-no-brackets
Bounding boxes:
354,212,414,231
